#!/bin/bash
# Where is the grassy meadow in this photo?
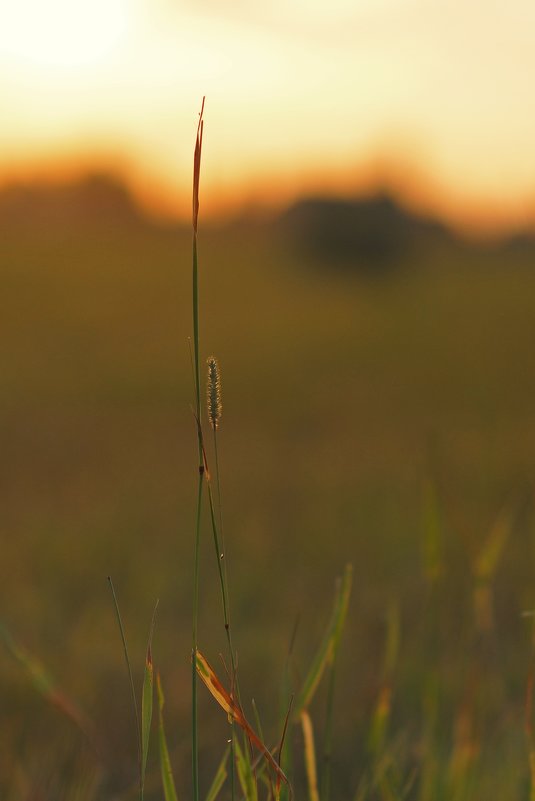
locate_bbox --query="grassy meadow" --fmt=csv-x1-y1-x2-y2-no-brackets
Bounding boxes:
2,179,535,799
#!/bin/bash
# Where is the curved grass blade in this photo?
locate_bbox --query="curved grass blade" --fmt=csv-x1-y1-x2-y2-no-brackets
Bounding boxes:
205,746,230,801
157,675,179,801
294,564,353,717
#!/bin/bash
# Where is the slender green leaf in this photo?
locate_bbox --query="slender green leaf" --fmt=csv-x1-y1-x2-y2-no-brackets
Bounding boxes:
205,747,230,801
108,577,142,784
235,737,258,801
294,564,353,716
141,603,158,798
157,675,179,801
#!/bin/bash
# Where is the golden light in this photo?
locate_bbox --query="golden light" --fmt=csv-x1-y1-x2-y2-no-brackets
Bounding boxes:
0,0,534,233
0,0,129,70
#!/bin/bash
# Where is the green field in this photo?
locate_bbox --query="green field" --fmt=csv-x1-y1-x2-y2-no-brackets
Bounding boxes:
2,187,535,799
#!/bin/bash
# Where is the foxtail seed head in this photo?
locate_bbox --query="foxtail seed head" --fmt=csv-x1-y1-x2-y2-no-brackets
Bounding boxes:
207,356,222,430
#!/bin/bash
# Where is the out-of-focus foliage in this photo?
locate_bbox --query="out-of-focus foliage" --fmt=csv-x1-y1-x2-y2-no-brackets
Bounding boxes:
2,176,535,799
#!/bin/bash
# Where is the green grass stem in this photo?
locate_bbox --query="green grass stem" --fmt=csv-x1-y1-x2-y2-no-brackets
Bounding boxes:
157,675,179,801
107,576,142,797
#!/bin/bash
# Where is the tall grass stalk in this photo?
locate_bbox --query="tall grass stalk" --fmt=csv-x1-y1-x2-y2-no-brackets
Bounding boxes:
191,96,205,801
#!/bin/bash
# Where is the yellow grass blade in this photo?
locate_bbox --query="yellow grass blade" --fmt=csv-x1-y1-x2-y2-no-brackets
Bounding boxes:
473,504,514,582
301,711,320,801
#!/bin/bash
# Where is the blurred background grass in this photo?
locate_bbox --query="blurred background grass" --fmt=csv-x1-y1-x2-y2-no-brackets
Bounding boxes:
2,176,535,799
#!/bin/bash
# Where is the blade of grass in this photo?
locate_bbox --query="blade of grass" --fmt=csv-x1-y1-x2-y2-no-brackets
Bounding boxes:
108,576,142,792
280,619,299,801
141,601,158,800
276,696,294,801
294,564,352,717
301,711,320,801
252,699,271,796
205,747,230,801
235,737,259,801
157,675,179,801
368,603,400,758
473,503,514,633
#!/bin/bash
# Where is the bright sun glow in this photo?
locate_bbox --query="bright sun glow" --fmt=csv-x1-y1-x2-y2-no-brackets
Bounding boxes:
0,0,534,232
0,0,129,69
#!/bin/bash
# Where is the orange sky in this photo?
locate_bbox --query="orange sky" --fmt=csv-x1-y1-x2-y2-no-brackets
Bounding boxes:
1,0,535,234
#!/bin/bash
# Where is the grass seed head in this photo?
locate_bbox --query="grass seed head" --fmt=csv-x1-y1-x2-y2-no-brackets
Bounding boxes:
207,356,222,430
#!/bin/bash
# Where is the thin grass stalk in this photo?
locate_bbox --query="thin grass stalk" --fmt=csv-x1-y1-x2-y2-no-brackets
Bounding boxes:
206,484,232,650
212,426,230,647
206,356,236,800
205,359,235,675
192,472,203,801
191,96,205,801
205,478,239,799
107,577,142,798
280,619,299,801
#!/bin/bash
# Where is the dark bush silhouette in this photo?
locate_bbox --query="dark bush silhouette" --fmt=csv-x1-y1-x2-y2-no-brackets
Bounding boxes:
278,193,452,273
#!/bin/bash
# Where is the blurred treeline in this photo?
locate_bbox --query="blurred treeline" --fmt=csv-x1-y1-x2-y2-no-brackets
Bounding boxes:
2,174,535,799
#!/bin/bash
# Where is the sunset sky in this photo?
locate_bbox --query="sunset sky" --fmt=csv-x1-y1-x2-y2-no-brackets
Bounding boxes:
1,0,534,232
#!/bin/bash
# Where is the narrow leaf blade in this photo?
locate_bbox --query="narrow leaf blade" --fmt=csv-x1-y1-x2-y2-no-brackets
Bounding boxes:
294,564,353,716
157,675,179,801
234,737,259,801
205,746,230,801
301,711,320,801
141,602,158,796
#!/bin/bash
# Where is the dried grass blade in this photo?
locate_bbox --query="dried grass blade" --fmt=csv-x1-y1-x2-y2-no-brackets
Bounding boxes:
195,651,290,789
192,97,205,233
301,711,320,801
